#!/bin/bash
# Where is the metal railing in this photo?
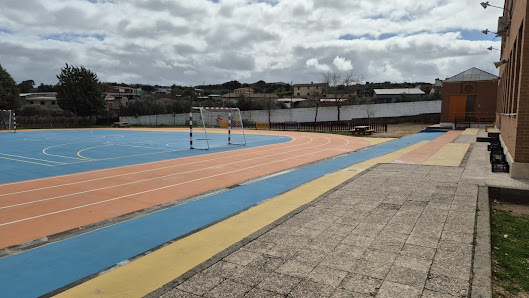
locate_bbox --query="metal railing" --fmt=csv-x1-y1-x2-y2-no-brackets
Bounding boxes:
453,112,495,128
260,121,387,133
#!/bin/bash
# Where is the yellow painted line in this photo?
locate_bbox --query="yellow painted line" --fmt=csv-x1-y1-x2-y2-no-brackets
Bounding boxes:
0,156,54,166
424,143,470,167
461,128,479,135
77,144,113,159
345,141,429,170
56,140,427,298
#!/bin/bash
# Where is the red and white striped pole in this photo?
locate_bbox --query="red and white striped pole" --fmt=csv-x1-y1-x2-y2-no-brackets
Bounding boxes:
189,107,193,149
228,108,232,144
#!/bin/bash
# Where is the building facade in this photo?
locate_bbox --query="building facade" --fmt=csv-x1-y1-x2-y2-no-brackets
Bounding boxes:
495,0,529,177
292,83,328,97
373,88,425,104
440,68,498,128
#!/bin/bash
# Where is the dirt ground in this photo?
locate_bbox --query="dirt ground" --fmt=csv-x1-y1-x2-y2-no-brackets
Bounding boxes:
370,122,436,138
493,201,529,216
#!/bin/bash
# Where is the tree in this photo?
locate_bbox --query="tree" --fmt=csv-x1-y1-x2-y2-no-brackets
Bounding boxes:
0,64,20,110
309,90,323,130
37,83,58,92
56,64,105,124
18,80,35,93
322,71,363,121
359,97,376,119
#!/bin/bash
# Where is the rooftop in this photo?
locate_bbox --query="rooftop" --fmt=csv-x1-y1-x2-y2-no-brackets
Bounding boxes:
373,88,425,95
444,67,499,82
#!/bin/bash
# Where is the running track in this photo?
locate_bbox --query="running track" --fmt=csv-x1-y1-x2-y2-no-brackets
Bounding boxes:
0,130,370,249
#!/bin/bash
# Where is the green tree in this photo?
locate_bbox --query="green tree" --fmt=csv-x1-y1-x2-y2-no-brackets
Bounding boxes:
56,64,105,124
0,64,20,110
18,80,35,93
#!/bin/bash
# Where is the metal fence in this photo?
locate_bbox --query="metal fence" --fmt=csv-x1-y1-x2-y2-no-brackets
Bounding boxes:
261,121,387,133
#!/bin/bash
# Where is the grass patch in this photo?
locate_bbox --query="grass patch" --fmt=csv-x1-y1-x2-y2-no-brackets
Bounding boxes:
491,209,529,297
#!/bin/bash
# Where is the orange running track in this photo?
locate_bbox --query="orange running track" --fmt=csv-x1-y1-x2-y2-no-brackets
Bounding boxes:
0,131,369,249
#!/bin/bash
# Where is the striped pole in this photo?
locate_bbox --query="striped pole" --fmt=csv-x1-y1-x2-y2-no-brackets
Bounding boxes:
1,110,15,132
189,107,193,149
228,108,231,144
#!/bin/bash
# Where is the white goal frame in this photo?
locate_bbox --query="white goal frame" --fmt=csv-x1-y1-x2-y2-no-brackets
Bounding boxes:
189,107,246,150
0,110,16,133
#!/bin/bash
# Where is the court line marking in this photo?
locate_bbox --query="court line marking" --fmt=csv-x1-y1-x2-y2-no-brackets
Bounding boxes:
0,137,335,210
0,135,314,196
0,133,358,187
54,139,424,297
0,136,351,227
0,153,66,164
0,133,300,186
77,144,114,159
0,156,55,167
43,143,88,160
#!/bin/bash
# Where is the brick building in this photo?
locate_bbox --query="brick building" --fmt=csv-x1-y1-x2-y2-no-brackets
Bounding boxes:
440,68,498,128
494,0,529,177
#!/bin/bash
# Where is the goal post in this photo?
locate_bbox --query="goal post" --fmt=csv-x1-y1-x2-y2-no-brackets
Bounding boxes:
0,110,16,133
190,107,246,150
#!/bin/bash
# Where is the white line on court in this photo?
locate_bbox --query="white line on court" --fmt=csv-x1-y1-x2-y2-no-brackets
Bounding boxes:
0,133,303,187
0,136,351,227
0,153,66,164
42,143,88,160
0,135,307,194
0,136,335,209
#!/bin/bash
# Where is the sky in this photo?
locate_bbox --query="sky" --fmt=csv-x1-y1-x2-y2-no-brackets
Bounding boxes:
0,0,503,86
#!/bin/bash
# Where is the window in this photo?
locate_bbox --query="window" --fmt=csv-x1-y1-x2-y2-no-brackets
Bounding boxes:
52,101,56,105
40,101,45,105
297,93,300,96
29,101,34,104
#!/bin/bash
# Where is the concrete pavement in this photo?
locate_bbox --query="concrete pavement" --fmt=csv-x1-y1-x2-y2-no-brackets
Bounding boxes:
151,129,529,298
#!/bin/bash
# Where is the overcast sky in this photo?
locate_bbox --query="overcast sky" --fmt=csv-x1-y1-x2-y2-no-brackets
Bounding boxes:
0,0,503,86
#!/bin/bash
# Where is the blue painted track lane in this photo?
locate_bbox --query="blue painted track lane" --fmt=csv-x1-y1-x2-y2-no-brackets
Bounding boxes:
0,131,444,297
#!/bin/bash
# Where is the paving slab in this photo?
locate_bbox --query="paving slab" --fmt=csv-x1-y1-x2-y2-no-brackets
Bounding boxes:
146,128,528,297
146,162,484,297
56,128,529,297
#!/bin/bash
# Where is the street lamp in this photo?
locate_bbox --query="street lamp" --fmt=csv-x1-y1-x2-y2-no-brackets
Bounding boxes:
480,1,511,13
494,59,508,68
482,29,497,35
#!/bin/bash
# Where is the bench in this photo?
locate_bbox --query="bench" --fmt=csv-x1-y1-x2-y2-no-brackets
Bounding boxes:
112,122,129,128
350,126,375,135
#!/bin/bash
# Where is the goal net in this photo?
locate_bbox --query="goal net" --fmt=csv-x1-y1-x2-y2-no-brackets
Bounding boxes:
190,107,246,150
0,110,16,132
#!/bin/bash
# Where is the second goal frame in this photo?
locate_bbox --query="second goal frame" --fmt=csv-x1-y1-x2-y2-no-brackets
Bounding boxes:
189,107,246,150
0,109,16,133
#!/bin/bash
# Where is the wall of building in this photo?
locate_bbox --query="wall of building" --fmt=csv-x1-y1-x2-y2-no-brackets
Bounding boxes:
497,0,529,175
441,80,498,122
121,100,441,126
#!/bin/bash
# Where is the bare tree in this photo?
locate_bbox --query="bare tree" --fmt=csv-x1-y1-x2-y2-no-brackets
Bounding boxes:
309,90,323,130
322,71,364,121
361,97,377,119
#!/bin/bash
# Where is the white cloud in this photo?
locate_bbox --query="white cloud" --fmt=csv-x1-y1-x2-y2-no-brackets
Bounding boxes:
306,58,331,72
0,0,502,85
333,56,353,72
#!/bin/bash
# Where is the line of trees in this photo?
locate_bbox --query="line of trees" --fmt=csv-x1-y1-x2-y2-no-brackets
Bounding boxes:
0,64,20,110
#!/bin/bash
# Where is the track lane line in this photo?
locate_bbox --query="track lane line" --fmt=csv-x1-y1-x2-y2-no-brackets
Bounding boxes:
0,137,333,210
0,133,300,187
0,136,353,227
0,135,311,196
